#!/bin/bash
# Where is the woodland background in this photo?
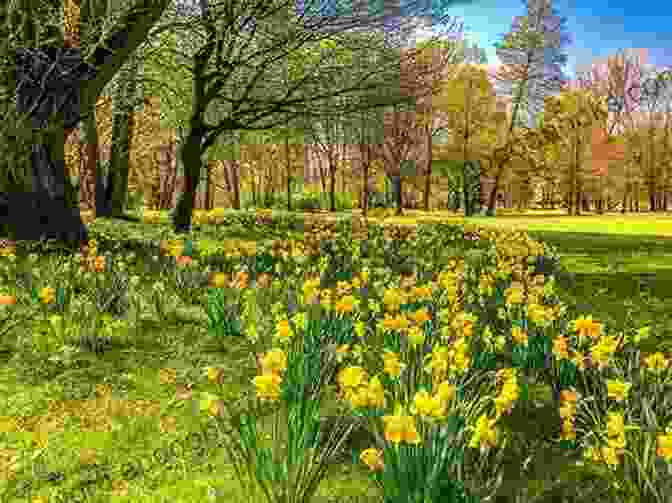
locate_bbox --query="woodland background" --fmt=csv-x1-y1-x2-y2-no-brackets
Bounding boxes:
57,0,672,217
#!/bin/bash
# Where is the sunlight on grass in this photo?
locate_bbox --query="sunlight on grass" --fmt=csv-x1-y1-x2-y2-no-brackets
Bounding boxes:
463,215,672,237
1,208,672,503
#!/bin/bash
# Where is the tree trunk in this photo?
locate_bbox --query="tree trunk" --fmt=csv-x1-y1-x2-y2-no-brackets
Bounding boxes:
173,126,205,233
423,126,432,212
285,136,292,212
329,162,337,212
96,27,141,217
205,163,213,210
79,99,99,215
486,172,501,215
232,161,241,210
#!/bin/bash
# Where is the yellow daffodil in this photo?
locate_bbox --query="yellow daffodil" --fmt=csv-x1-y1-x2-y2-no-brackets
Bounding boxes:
643,352,670,373
260,348,288,375
560,418,576,440
606,380,632,402
337,366,369,390
469,414,499,449
206,366,223,383
275,319,295,342
584,445,621,467
657,433,672,461
39,286,56,305
505,283,524,304
436,381,456,404
252,373,282,401
360,447,384,471
411,390,446,419
365,376,386,409
382,406,421,445
382,350,404,379
335,294,359,315
210,272,229,288
511,326,528,346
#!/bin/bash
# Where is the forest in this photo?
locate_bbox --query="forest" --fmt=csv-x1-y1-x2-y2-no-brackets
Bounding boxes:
3,0,670,239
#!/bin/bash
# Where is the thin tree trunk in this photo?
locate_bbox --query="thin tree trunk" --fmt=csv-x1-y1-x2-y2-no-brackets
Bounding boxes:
285,136,292,212
232,161,241,210
329,161,336,212
423,126,432,211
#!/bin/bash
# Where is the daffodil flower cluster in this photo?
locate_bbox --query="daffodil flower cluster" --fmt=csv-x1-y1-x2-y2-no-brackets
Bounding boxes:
251,348,289,402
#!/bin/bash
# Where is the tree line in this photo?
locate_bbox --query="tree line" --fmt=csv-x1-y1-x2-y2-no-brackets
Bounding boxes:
2,0,670,245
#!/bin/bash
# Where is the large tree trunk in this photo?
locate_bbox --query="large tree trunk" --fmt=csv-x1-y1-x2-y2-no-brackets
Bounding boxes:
77,105,103,217
173,126,206,233
0,0,172,243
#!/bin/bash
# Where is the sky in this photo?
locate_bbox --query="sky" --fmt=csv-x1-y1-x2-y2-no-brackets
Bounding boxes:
172,0,672,78
171,0,672,129
409,0,672,79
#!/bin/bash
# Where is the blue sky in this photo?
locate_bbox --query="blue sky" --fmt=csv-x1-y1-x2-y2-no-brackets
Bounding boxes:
174,0,671,78
415,0,672,78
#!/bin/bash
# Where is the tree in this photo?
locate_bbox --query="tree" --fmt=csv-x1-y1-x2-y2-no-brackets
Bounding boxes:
99,46,143,216
540,88,609,215
136,0,476,232
284,32,390,213
484,0,572,214
1,0,178,242
430,62,497,215
572,49,650,212
399,36,475,211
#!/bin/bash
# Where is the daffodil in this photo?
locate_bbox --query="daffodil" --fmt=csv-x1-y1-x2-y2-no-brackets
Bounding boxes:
337,366,369,390
260,348,288,375
382,404,421,445
364,376,386,409
411,390,446,419
252,373,282,401
469,414,499,449
606,379,632,402
360,447,384,471
382,350,404,379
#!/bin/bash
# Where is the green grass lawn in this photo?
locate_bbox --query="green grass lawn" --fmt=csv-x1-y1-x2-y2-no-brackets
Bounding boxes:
459,212,672,353
1,208,671,503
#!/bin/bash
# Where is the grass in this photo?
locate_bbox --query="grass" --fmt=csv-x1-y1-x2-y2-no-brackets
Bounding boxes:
461,211,672,351
0,206,671,502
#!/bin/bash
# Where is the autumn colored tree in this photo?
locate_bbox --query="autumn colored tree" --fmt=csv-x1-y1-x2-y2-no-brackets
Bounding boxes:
400,36,477,211
539,88,611,215
429,63,498,215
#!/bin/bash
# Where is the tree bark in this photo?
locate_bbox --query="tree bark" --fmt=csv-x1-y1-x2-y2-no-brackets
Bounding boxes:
423,126,432,211
100,52,138,217
1,1,173,243
285,135,292,212
173,126,206,233
77,105,103,216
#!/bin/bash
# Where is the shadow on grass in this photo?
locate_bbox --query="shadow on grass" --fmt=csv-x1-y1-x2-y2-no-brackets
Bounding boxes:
517,230,672,347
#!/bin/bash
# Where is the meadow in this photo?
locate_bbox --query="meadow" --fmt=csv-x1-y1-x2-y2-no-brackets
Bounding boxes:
0,206,671,503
